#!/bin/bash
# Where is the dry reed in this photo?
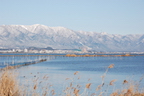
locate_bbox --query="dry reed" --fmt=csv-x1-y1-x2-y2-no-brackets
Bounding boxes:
0,70,20,96
0,64,144,96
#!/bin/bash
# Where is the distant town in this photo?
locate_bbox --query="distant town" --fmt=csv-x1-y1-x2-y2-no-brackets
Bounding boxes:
0,46,88,53
0,47,144,54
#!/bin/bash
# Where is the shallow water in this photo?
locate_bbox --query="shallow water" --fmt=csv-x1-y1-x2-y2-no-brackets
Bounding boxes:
0,54,144,95
15,55,144,95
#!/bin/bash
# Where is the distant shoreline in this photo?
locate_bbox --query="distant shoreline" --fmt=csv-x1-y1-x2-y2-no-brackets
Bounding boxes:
0,53,144,57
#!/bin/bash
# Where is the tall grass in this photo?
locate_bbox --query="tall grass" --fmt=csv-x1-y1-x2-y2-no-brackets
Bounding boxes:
0,64,144,96
0,70,20,96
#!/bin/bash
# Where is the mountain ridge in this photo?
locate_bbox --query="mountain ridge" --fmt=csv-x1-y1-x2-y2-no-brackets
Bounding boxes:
0,24,144,52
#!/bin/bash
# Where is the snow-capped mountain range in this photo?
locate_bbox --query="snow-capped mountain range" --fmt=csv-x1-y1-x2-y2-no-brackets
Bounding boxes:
0,24,144,52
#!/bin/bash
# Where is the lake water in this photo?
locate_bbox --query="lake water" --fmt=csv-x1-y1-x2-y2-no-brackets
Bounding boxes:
0,54,144,95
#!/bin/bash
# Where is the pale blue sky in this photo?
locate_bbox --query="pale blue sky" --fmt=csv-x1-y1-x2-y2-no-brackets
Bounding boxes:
0,0,144,35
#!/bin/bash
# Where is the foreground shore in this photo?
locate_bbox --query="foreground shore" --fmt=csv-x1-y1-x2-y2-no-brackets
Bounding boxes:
0,63,144,96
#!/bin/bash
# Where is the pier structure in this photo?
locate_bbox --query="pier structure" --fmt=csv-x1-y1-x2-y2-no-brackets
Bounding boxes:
0,55,55,69
0,53,143,69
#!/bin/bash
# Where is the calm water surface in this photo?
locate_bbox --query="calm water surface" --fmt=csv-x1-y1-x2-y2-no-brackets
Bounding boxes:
0,54,144,95
17,55,144,95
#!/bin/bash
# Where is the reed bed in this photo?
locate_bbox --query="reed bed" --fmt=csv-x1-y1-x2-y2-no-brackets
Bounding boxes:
0,64,144,96
65,54,136,57
0,53,139,57
0,70,20,96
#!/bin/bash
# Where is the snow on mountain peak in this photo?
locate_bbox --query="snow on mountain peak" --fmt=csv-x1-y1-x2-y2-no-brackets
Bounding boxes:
101,32,107,35
31,24,48,27
0,24,144,51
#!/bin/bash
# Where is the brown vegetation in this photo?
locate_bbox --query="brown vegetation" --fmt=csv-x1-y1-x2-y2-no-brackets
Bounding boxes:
0,64,144,96
0,70,20,96
65,54,134,57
